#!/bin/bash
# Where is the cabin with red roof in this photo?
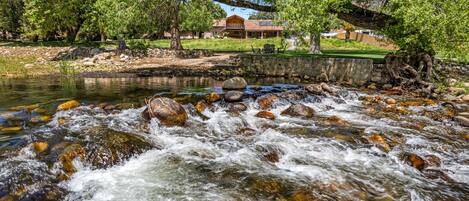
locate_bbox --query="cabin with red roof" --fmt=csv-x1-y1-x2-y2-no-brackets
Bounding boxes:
209,15,283,39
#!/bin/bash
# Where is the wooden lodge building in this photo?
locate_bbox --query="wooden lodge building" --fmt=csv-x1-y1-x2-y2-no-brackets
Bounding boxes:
209,15,283,39
164,15,283,39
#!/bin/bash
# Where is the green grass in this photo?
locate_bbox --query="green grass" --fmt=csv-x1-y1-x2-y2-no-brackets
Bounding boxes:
0,56,58,77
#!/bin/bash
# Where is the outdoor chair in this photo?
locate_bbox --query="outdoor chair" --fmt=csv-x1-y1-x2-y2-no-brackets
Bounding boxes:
251,45,262,54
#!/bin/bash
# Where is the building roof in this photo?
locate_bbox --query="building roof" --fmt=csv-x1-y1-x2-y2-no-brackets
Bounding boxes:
213,15,283,32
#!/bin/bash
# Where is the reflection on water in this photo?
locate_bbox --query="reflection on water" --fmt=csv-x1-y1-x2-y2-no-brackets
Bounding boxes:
0,77,224,112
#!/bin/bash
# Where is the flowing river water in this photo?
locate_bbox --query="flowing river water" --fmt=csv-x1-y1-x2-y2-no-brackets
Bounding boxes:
0,76,468,201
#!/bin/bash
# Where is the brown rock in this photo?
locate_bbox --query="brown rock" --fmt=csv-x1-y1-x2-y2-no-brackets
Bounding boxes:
228,103,248,112
195,100,207,113
324,116,350,126
222,77,247,90
290,190,316,201
422,169,454,182
59,144,86,176
263,151,279,163
224,91,244,102
257,94,279,110
320,82,334,94
32,141,48,153
142,97,188,127
404,153,425,171
255,111,276,120
305,84,323,95
206,92,221,103
281,104,315,118
385,98,397,104
57,100,80,111
238,128,256,136
368,134,391,152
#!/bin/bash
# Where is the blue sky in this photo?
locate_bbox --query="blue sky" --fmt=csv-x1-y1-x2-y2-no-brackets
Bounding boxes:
217,2,256,19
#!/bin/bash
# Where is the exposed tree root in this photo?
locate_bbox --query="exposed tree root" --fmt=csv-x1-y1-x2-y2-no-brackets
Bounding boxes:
384,51,438,97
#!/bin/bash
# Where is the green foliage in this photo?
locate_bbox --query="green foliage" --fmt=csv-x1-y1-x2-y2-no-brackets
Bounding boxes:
383,0,469,61
0,0,24,38
58,61,75,76
248,11,277,20
180,0,227,33
277,0,336,35
22,0,95,41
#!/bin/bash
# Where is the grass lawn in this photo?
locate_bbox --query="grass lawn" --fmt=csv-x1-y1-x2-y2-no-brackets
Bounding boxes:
0,56,58,77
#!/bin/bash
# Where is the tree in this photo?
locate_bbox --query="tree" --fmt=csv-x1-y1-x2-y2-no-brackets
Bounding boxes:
180,0,224,38
0,0,24,39
277,0,334,54
248,11,277,20
342,21,356,42
215,0,469,94
22,0,95,42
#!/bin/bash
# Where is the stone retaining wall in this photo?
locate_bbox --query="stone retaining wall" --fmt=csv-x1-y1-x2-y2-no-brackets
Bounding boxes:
240,54,374,85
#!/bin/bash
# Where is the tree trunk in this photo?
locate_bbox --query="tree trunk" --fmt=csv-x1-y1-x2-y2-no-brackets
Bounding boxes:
100,32,106,42
170,2,183,50
117,36,127,52
66,29,78,43
345,30,351,42
309,33,321,54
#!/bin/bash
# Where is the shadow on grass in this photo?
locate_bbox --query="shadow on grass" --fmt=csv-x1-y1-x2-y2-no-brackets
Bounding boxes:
270,49,392,64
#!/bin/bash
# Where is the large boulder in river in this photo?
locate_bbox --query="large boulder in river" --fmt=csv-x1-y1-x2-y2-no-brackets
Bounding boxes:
281,104,315,118
224,91,244,102
84,127,153,168
222,77,247,90
142,97,188,127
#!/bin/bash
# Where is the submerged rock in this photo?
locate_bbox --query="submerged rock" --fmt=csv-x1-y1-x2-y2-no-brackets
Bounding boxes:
224,91,244,102
228,103,248,112
84,127,152,168
324,116,350,126
256,111,276,120
57,100,80,111
403,153,425,171
206,92,221,103
367,134,391,152
222,77,247,90
195,100,208,113
281,104,315,118
142,97,188,127
257,94,279,110
32,141,48,154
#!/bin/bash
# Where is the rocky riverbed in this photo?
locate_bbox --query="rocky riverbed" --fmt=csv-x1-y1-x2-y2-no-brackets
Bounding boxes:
0,77,468,201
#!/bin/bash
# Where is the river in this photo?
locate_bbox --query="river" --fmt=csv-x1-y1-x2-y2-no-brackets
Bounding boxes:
0,76,467,201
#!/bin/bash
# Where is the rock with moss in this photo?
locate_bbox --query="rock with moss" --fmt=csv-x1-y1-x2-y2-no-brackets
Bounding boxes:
281,104,315,118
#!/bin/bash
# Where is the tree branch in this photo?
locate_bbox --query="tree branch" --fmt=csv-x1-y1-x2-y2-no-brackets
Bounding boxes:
213,0,276,12
213,0,399,30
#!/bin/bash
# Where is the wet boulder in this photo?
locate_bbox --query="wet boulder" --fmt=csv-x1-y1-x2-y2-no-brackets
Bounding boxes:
257,94,279,110
224,91,244,102
142,97,188,127
32,141,49,154
195,100,208,113
206,92,221,103
367,134,391,152
222,77,247,90
58,143,86,176
255,111,276,120
279,91,306,101
84,127,153,169
403,153,425,171
305,84,324,95
424,155,441,167
228,103,248,112
281,104,315,118
57,100,80,111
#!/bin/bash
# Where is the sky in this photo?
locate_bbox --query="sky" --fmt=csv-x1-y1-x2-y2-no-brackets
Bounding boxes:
216,2,256,19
